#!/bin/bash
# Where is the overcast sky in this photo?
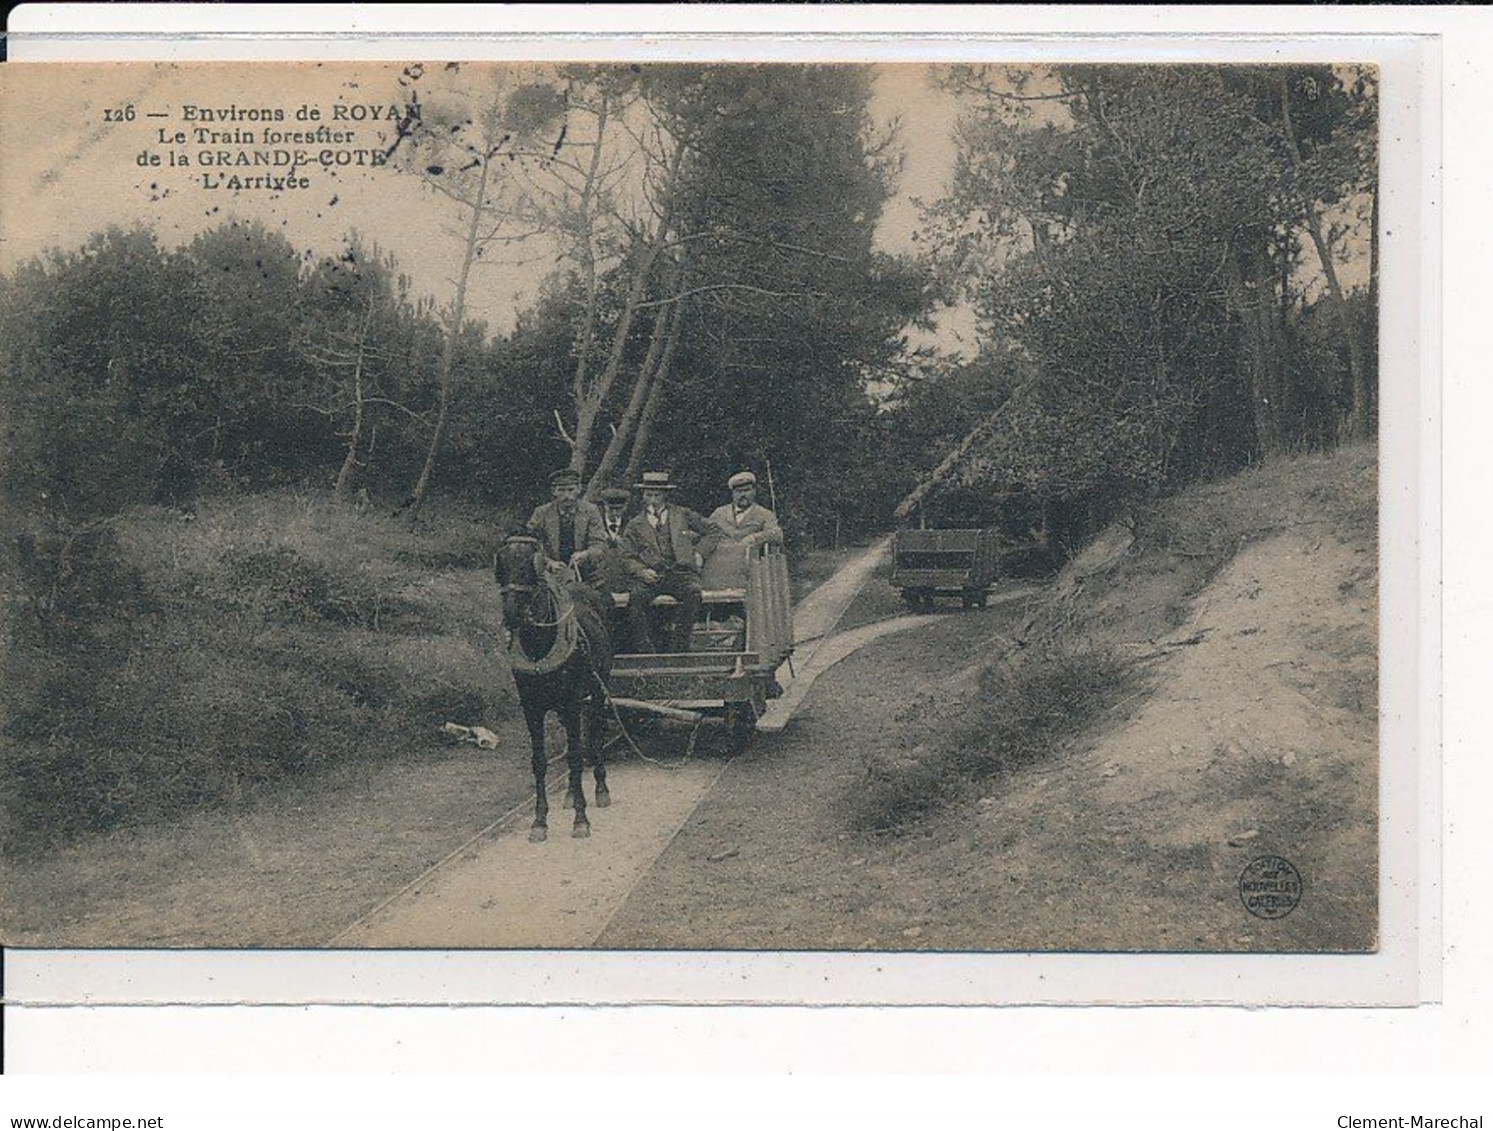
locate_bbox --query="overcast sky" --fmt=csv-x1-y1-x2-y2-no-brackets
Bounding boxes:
0,61,963,343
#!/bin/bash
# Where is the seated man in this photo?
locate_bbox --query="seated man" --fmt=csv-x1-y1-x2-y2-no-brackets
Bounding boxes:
525,467,609,622
576,486,638,649
620,470,725,653
704,469,783,590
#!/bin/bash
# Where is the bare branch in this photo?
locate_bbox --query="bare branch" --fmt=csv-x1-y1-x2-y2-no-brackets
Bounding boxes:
291,398,431,421
633,282,828,310
553,408,577,448
655,229,856,265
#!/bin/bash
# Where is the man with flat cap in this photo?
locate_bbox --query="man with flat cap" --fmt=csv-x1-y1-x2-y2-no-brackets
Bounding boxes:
704,470,784,590
588,487,633,593
575,486,640,649
620,470,725,653
526,467,609,618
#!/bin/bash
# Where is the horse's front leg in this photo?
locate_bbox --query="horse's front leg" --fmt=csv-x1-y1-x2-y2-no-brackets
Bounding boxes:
562,697,590,838
588,683,610,809
523,699,549,843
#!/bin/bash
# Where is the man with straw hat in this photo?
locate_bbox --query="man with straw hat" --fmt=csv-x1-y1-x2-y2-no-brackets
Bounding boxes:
619,470,725,653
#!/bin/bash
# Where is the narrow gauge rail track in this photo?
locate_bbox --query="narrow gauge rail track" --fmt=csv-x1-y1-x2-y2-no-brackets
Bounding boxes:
324,540,926,949
324,748,573,947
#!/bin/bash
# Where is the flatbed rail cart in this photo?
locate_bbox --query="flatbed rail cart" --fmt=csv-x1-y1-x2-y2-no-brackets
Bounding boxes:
605,541,793,750
890,526,1000,610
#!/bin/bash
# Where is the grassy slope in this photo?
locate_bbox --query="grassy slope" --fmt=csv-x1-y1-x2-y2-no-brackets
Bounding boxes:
2,445,1378,951
856,441,1378,829
1,497,880,860
2,492,518,854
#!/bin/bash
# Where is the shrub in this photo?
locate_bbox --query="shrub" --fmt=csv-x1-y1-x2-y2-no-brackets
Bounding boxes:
10,523,155,628
855,743,957,832
958,649,1136,777
848,647,1137,833
1,490,518,856
217,544,402,628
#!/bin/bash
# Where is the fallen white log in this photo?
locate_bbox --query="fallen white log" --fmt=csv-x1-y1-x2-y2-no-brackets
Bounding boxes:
608,697,719,724
893,400,1011,521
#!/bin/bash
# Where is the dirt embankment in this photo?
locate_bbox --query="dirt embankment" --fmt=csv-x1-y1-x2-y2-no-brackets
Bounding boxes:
600,445,1377,952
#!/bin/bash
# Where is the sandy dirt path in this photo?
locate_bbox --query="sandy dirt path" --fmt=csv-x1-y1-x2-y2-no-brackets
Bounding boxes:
0,538,916,949
331,537,905,948
759,614,948,731
760,536,902,730
331,758,728,948
788,536,892,647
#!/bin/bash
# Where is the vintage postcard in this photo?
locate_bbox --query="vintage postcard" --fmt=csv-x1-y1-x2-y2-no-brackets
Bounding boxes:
0,42,1431,1008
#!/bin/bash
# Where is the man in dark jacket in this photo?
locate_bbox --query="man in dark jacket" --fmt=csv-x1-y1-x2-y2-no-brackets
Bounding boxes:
575,486,640,650
620,470,725,653
526,467,609,620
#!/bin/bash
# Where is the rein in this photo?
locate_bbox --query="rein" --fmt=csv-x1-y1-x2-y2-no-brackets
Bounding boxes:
497,581,565,628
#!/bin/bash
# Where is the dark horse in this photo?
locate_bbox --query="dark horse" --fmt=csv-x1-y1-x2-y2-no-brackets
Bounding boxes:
494,536,615,841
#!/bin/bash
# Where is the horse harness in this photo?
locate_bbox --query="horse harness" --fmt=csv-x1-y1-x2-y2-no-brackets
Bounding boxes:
502,570,588,678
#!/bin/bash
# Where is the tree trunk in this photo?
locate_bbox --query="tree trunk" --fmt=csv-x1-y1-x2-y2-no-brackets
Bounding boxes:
892,400,1012,522
588,285,686,494
569,221,673,476
1278,73,1370,442
1302,211,1369,442
332,367,364,503
1359,176,1379,435
1224,247,1284,457
587,298,671,492
568,141,686,477
333,301,376,503
565,90,612,458
408,157,492,513
623,348,675,487
1369,170,1379,305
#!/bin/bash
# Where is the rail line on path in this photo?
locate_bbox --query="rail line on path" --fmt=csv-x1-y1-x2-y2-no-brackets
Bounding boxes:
329,755,728,948
324,749,572,948
327,538,973,949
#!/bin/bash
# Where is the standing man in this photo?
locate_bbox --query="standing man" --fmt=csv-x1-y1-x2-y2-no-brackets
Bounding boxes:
620,470,724,653
526,467,609,618
704,470,784,589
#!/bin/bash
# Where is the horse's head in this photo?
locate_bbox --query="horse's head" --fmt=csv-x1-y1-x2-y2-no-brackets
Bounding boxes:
494,534,545,632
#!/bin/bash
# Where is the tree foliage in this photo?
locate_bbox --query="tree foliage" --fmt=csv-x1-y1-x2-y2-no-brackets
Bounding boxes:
634,65,926,539
466,63,930,540
908,64,1377,535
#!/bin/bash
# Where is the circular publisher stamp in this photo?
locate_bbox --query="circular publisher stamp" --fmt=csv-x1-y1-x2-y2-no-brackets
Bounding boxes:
1238,855,1303,920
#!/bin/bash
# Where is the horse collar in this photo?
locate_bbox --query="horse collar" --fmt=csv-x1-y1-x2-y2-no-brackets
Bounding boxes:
509,578,581,676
